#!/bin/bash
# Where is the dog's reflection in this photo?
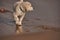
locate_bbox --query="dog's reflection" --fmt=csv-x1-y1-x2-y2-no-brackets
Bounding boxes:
16,24,23,34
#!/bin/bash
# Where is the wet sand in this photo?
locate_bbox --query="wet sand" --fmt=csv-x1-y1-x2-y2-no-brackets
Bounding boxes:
0,31,60,40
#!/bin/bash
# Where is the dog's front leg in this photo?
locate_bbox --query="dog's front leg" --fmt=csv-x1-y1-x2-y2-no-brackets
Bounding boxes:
13,13,23,34
19,13,25,25
15,13,25,34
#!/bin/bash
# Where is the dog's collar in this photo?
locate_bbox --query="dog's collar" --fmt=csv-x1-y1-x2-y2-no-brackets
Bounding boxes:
20,7,27,13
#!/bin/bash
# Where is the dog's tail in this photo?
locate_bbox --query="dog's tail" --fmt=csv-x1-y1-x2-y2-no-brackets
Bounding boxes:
20,0,23,2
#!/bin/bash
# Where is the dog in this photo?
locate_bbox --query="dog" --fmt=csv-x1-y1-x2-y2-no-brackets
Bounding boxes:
13,0,33,33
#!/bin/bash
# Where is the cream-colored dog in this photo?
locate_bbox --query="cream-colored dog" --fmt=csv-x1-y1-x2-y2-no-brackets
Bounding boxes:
13,0,33,25
13,0,33,33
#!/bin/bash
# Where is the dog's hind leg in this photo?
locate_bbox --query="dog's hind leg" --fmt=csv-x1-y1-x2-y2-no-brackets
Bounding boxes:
13,13,20,25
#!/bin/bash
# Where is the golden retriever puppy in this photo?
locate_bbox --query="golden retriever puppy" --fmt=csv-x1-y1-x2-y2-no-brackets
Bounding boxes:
13,0,33,33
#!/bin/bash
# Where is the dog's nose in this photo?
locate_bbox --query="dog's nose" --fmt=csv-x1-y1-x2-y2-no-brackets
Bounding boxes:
32,7,34,11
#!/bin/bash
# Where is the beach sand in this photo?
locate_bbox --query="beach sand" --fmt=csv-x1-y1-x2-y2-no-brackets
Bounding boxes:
0,31,60,40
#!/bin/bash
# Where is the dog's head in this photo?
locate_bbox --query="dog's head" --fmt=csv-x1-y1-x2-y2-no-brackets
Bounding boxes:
21,1,33,12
